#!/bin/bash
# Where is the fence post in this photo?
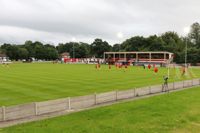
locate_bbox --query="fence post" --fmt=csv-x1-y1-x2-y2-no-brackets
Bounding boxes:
68,97,71,110
192,79,193,86
116,90,118,101
149,86,151,94
34,102,38,116
2,106,5,121
134,88,136,97
94,93,97,105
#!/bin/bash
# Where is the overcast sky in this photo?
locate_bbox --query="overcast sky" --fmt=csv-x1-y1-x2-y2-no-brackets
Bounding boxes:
0,0,199,45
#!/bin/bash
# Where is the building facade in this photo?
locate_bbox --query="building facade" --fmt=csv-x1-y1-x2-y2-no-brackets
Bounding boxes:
0,53,9,63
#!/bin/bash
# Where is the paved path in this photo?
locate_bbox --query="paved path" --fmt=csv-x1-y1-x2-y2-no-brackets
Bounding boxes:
0,84,199,128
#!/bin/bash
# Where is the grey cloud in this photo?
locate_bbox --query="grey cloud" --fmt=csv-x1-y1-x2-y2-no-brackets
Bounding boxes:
0,0,200,45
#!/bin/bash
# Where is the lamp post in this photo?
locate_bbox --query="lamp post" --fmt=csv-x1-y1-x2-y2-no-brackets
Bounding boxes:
167,60,170,78
185,38,187,68
183,27,190,68
72,37,76,59
116,32,124,63
117,32,124,51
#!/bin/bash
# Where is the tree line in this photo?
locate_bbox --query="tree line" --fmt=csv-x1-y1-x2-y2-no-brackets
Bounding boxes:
0,22,200,64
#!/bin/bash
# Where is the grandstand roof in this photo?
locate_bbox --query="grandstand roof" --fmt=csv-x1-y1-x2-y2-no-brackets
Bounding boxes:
104,51,173,54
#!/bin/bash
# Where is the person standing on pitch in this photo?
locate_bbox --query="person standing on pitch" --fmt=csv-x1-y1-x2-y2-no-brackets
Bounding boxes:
143,64,145,69
163,76,169,92
109,64,111,69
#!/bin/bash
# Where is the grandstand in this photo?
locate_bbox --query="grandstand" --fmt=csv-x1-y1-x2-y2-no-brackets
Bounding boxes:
104,51,174,66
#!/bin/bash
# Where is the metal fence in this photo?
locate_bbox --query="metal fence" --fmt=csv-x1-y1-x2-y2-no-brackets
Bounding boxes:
0,78,200,122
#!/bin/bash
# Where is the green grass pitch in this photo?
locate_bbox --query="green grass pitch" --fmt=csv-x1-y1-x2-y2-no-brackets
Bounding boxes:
0,63,199,106
2,86,200,133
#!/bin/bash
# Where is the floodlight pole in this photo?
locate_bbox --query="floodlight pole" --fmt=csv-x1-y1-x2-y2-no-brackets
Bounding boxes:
185,38,187,68
167,58,170,78
117,34,123,52
73,43,75,59
168,65,170,78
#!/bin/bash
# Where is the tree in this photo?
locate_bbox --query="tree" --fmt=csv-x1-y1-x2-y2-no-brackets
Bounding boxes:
1,44,20,60
146,35,165,51
187,47,200,64
18,48,29,59
24,40,36,58
189,22,200,47
44,44,59,60
90,39,111,58
33,41,45,60
121,36,148,51
68,42,78,58
112,44,121,52
76,42,90,58
56,43,72,54
161,32,180,51
161,32,186,62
